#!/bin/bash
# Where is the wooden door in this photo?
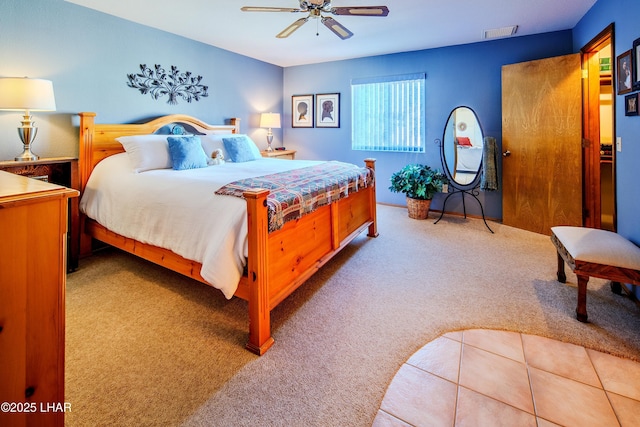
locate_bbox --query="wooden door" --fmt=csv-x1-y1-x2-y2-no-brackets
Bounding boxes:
502,54,583,235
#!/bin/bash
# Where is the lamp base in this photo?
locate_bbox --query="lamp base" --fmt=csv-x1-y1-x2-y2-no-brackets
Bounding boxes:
15,119,39,161
266,133,274,152
15,147,39,162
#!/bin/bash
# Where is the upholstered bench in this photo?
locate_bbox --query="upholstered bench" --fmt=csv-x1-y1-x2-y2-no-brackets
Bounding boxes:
551,226,640,322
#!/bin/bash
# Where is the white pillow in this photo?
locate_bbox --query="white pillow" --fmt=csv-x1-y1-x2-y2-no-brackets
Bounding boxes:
116,135,174,173
200,133,235,159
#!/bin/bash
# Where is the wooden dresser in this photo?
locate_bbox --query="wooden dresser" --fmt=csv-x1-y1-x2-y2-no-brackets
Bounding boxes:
0,171,78,427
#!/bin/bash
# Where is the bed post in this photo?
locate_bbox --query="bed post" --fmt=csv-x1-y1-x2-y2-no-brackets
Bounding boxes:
78,112,96,257
365,158,379,238
78,112,96,194
229,117,241,134
243,188,275,355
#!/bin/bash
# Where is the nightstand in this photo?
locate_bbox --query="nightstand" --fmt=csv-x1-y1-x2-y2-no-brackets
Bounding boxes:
261,149,297,160
0,157,80,271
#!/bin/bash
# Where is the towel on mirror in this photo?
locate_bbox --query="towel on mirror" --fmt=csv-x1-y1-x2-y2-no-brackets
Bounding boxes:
481,136,499,191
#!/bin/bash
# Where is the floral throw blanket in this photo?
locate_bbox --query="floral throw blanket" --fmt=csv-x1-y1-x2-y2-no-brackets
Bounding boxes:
215,161,374,232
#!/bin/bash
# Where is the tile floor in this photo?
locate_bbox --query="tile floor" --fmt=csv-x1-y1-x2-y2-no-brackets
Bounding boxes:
374,329,640,426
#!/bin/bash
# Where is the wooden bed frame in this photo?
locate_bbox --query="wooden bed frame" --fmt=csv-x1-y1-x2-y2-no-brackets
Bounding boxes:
77,112,378,355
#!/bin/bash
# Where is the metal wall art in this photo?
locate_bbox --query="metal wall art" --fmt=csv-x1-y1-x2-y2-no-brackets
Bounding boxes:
127,64,208,105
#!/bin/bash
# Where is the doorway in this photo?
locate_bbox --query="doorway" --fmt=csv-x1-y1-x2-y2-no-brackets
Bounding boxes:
582,24,616,231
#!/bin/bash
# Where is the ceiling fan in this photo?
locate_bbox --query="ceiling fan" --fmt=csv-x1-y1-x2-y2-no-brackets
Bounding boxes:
241,1,389,40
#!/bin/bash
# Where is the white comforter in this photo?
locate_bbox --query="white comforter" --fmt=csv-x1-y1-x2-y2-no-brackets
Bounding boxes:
80,153,323,299
456,146,483,172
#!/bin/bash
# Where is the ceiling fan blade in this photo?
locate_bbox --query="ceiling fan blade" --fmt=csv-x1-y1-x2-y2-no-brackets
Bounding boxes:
241,6,301,13
331,6,389,16
276,17,309,38
321,17,353,40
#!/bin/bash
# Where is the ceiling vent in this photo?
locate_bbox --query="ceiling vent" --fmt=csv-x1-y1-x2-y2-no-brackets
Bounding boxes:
483,25,518,40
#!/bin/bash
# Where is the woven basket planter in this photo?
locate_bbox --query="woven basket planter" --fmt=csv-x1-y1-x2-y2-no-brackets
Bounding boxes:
406,197,431,220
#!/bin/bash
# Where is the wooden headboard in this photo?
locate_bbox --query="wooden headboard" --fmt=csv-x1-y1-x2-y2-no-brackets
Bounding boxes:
77,112,240,193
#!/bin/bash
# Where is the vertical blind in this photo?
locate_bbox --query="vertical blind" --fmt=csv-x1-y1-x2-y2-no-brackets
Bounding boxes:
351,73,426,152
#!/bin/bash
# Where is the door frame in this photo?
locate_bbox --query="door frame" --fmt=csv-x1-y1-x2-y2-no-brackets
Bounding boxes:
581,23,617,230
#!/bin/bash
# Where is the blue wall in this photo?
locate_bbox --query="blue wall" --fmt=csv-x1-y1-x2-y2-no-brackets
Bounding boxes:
283,32,574,219
0,0,284,161
574,0,640,245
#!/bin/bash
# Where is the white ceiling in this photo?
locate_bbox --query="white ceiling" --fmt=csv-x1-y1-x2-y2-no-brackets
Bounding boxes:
65,0,597,68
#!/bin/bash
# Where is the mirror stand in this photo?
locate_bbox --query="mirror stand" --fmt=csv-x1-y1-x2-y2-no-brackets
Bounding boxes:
435,106,494,234
434,186,494,233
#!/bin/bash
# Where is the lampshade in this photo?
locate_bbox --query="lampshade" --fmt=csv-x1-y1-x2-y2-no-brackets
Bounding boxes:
259,112,281,129
0,77,56,111
0,77,57,161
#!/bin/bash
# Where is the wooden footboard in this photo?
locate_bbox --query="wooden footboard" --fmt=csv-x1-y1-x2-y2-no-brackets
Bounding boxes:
77,112,377,355
242,175,377,354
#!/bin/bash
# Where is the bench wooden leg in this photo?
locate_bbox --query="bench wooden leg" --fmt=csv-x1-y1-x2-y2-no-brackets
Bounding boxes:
576,274,589,322
556,251,566,283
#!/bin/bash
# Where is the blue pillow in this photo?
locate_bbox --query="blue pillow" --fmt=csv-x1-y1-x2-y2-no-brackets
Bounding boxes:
167,136,208,170
222,135,262,163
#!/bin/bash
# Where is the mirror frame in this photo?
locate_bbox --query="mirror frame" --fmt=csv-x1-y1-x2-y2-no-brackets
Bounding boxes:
440,106,484,190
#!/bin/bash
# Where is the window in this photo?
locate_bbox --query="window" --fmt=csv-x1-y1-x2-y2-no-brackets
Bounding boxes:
351,73,426,152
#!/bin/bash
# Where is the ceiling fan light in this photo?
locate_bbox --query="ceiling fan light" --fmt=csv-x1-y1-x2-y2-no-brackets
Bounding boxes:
483,25,518,40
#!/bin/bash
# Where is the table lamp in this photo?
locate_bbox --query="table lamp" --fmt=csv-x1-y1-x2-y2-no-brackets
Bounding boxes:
259,112,281,152
0,77,56,161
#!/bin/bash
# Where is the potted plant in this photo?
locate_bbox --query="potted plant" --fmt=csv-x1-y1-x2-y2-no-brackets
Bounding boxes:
389,164,448,219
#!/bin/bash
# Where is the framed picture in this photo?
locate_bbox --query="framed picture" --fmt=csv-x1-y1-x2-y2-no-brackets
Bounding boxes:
617,49,633,95
315,93,340,128
292,94,314,128
625,93,638,116
633,37,640,90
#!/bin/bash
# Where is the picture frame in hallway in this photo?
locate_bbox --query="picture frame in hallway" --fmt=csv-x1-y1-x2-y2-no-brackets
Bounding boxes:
617,50,633,95
292,94,314,128
633,37,640,90
315,93,340,128
624,93,638,116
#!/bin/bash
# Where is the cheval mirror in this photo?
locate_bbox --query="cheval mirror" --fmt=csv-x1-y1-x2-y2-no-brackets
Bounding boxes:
435,106,494,233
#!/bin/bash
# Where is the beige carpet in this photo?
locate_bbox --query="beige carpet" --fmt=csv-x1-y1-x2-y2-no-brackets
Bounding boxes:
65,204,640,426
